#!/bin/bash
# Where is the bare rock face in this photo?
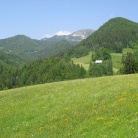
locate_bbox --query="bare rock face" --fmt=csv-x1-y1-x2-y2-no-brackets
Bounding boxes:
69,29,95,39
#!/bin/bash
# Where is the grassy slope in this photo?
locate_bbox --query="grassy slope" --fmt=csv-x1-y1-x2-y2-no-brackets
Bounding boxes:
72,52,92,70
72,52,122,73
72,48,134,73
111,48,135,73
0,74,138,138
110,53,122,73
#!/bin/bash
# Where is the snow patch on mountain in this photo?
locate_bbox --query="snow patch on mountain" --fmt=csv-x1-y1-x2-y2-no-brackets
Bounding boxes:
70,29,95,39
43,31,71,38
42,29,95,44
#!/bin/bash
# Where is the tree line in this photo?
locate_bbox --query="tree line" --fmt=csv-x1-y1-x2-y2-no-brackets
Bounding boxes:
0,57,86,90
1,47,138,91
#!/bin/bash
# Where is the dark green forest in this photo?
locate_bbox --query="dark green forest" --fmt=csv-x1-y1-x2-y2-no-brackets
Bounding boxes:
121,50,138,74
0,50,24,66
83,17,138,52
62,17,138,58
0,57,86,90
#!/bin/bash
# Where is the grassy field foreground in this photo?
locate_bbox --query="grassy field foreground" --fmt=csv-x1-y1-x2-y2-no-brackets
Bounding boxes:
0,74,138,138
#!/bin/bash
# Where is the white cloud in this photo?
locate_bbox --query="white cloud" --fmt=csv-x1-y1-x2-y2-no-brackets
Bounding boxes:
42,31,72,38
55,31,71,36
44,34,53,38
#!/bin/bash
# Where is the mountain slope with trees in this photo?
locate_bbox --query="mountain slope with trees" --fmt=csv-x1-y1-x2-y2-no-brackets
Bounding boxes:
38,40,73,59
0,57,86,90
0,35,43,62
0,50,25,65
82,17,138,52
0,29,94,63
0,35,74,62
64,17,138,58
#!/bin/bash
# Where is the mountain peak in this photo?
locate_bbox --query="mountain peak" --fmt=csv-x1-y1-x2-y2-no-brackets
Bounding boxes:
70,29,95,39
42,29,95,43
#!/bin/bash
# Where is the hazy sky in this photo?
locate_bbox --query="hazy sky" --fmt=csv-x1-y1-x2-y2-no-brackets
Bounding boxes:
0,0,138,39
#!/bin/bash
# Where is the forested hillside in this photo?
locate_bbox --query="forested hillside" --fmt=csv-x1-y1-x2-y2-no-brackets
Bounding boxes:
0,35,74,62
64,17,138,58
0,35,44,62
0,57,86,90
38,40,73,59
82,17,138,51
0,29,93,62
0,50,24,65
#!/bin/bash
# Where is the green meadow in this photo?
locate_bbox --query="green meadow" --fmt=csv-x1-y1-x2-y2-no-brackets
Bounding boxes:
72,48,134,73
110,53,122,73
0,74,138,137
72,51,122,73
72,52,92,70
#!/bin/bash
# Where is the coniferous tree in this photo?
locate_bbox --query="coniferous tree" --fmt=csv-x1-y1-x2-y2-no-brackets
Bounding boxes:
122,52,138,74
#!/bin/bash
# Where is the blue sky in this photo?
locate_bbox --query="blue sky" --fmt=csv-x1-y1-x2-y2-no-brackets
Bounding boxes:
0,0,138,39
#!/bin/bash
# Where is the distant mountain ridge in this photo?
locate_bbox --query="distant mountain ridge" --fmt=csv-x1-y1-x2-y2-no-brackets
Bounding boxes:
2,17,138,64
0,29,95,63
42,29,95,44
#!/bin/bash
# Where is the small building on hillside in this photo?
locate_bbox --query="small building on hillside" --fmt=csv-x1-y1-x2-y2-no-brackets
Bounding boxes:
95,60,102,64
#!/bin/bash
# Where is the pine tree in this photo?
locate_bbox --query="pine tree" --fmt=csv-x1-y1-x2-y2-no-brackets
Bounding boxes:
123,52,136,74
